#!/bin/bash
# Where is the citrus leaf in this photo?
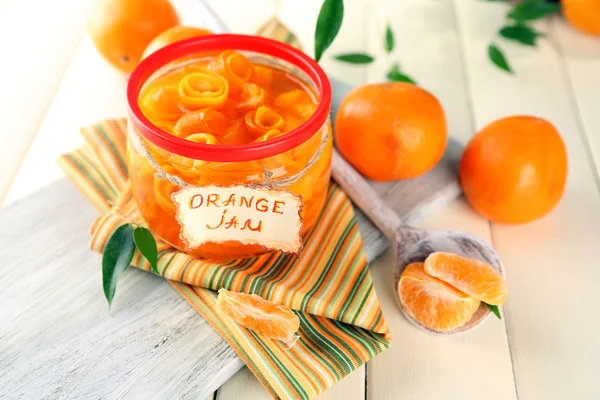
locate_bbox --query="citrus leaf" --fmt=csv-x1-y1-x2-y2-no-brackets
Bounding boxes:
314,0,344,62
385,24,394,53
484,302,502,319
133,226,158,274
102,224,135,308
499,24,544,46
507,0,561,22
333,52,374,64
386,63,417,84
488,43,513,74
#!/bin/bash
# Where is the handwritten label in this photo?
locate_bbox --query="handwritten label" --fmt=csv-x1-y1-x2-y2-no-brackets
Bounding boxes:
172,185,303,254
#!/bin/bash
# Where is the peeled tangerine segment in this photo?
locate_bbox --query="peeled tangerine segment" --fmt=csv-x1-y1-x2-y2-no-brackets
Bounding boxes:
140,85,183,121
424,252,508,306
178,71,229,109
217,288,300,348
173,109,228,137
221,119,253,145
237,82,265,110
398,262,481,332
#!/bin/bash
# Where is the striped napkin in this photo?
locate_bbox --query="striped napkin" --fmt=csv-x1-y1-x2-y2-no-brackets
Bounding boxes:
58,22,390,400
60,120,391,399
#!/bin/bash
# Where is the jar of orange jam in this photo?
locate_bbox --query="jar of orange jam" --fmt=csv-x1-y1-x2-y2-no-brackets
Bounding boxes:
126,35,332,259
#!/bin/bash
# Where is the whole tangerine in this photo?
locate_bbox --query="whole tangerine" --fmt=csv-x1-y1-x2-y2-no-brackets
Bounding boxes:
460,116,568,224
88,0,180,72
335,82,447,181
142,25,213,59
562,0,600,37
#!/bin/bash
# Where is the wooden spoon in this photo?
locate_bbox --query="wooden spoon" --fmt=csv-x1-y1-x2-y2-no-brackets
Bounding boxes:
331,149,505,334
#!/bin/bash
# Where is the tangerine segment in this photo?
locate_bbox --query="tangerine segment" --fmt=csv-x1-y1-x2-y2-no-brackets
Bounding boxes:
217,288,300,348
398,262,480,332
173,109,228,137
237,82,266,110
424,252,507,306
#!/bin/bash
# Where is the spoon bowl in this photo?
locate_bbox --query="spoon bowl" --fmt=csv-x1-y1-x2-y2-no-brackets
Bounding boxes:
393,227,505,334
332,150,505,334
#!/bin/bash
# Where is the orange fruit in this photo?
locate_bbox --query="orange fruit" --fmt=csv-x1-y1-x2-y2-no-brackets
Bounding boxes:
335,82,447,181
88,0,180,72
142,25,213,59
460,116,567,224
562,0,600,36
217,289,300,347
424,252,507,306
398,262,481,332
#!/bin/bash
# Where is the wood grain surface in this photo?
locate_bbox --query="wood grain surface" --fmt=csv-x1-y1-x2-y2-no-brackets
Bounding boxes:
3,0,600,399
0,179,242,399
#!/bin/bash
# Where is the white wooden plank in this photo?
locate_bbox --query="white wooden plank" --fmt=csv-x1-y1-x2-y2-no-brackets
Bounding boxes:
216,366,365,400
0,179,240,399
553,18,600,176
365,1,517,399
2,36,128,206
454,1,600,398
0,0,93,204
369,206,517,400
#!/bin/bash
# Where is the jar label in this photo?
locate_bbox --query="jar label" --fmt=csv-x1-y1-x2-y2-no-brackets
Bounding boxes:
172,185,303,254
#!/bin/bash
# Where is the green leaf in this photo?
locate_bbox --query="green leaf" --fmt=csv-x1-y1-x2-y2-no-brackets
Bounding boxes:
484,302,502,319
499,24,544,46
314,0,344,62
102,224,136,308
333,52,375,64
133,226,159,274
386,63,417,84
507,0,561,22
488,43,513,74
385,24,394,53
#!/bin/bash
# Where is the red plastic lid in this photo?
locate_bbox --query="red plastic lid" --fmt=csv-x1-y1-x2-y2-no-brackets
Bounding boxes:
127,34,331,162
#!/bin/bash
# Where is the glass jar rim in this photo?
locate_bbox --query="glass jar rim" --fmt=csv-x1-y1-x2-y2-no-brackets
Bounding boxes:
127,34,332,162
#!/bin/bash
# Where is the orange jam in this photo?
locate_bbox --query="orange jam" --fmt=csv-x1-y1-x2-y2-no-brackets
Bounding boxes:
126,35,332,259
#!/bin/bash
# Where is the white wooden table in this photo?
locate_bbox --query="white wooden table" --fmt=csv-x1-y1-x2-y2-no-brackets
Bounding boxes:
2,0,600,398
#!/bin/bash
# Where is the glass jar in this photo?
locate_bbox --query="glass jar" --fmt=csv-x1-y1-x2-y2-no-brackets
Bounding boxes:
126,34,332,260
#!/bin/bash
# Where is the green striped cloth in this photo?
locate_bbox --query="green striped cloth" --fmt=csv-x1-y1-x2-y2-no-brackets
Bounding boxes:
57,20,391,400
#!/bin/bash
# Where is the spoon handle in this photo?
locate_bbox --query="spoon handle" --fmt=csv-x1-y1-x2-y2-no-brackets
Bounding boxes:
331,149,404,240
